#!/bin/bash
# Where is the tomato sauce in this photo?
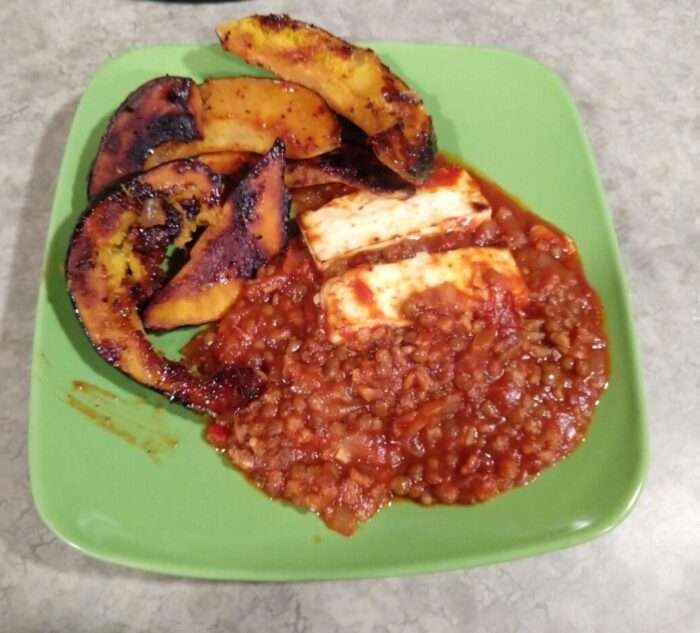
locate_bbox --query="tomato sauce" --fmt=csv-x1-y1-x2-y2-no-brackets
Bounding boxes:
183,161,609,535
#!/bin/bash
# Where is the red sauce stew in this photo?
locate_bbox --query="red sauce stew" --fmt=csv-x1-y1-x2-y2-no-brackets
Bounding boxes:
183,161,609,535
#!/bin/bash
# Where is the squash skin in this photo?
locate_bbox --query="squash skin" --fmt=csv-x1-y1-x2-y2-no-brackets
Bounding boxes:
191,144,415,200
67,159,264,414
88,76,203,199
285,145,414,196
143,141,290,330
216,14,435,182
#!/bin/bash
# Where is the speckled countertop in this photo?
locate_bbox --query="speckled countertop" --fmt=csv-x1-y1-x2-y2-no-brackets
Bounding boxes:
1,1,698,631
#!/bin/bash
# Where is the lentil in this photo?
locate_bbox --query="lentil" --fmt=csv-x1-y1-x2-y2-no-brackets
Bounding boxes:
183,165,609,536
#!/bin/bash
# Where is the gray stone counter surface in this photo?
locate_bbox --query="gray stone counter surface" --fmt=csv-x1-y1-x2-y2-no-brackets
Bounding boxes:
1,0,698,631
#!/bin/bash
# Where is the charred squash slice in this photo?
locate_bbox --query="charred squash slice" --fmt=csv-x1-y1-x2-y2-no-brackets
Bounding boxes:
193,144,413,188
88,76,203,199
145,77,341,168
216,14,435,182
67,158,272,414
195,151,259,181
90,76,341,199
285,145,414,196
143,140,290,330
289,183,358,213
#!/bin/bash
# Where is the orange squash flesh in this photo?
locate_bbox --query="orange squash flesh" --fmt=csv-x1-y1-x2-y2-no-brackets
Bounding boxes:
143,141,290,330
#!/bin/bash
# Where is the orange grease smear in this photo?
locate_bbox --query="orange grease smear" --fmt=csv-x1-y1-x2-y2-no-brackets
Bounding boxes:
68,380,179,462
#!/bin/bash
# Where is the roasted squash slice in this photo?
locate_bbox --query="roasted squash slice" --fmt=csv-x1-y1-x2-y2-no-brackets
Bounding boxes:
143,141,290,330
285,145,414,196
192,145,414,193
195,150,259,181
216,14,435,182
88,76,203,198
67,159,265,414
90,76,341,198
145,77,341,167
290,183,357,213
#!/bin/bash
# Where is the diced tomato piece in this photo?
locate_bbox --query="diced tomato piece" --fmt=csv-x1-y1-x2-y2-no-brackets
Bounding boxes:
205,422,231,449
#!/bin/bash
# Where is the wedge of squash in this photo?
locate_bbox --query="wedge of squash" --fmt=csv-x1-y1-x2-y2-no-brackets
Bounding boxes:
216,14,435,182
143,141,290,330
88,76,203,198
290,183,357,213
145,77,341,167
193,145,414,197
195,151,259,181
90,76,341,198
67,159,265,414
285,145,414,196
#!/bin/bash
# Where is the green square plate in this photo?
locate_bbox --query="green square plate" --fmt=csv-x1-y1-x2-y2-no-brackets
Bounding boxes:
29,42,648,580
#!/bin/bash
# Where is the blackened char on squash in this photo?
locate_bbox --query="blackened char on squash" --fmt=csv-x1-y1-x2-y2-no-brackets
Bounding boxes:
285,145,415,196
216,14,435,182
88,76,202,198
142,140,291,330
68,159,263,414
